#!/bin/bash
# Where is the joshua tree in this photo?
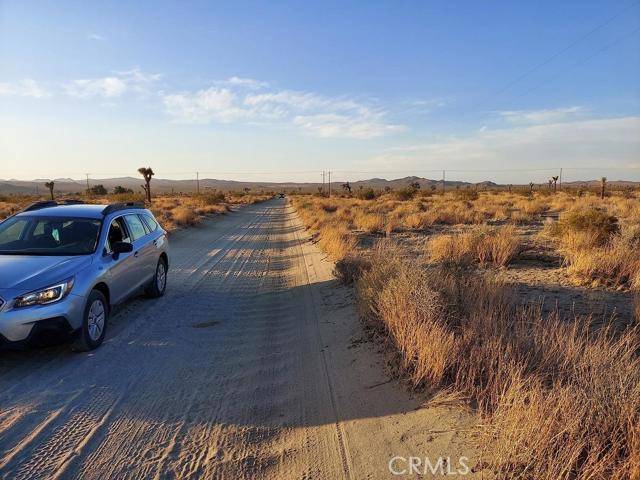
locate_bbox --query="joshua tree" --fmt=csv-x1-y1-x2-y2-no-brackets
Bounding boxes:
243,187,250,193
600,177,607,199
529,182,534,194
341,182,352,193
44,181,55,200
138,167,154,202
384,186,392,193
317,186,323,194
551,176,559,193
409,181,421,191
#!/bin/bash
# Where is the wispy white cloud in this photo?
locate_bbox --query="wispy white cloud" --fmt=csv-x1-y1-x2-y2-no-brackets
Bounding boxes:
0,79,50,98
87,33,107,41
293,113,402,139
162,88,245,123
497,106,585,124
64,68,161,99
163,83,403,139
372,116,640,172
223,76,268,89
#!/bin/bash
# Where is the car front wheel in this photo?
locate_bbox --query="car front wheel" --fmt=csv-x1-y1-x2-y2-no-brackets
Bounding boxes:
72,289,108,352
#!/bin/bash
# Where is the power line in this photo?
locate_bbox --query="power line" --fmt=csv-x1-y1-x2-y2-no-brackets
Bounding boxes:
486,0,640,100
509,24,640,103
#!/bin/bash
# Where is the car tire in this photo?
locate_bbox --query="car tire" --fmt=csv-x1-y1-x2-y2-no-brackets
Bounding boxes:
72,290,108,352
145,257,167,298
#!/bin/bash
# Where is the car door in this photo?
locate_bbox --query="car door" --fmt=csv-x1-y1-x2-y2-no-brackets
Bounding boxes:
103,216,141,304
123,214,155,284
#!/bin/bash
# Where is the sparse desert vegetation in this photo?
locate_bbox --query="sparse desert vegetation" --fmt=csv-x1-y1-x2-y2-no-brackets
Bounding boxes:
292,187,640,479
0,190,273,231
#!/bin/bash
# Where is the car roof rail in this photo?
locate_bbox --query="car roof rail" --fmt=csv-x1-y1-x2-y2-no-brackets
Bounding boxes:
61,199,85,205
22,201,59,212
101,202,146,216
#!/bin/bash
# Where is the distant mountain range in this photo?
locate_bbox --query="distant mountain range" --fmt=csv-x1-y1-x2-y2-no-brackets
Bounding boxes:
1,176,638,195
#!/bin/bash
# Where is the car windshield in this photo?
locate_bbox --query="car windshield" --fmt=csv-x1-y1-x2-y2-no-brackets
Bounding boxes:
0,216,102,255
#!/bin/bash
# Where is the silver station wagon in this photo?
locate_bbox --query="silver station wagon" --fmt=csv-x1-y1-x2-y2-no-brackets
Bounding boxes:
0,201,169,351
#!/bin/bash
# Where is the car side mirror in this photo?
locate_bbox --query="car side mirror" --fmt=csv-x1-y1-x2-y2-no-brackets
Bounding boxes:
112,241,133,254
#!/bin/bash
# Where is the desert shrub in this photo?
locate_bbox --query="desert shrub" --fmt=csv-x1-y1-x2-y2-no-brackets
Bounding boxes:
111,192,146,203
550,207,619,246
402,212,433,230
357,246,640,479
394,187,417,201
335,253,370,284
356,187,376,200
172,206,198,226
195,192,226,205
561,226,640,288
321,203,338,213
317,225,357,261
428,225,521,267
453,189,478,201
353,212,385,234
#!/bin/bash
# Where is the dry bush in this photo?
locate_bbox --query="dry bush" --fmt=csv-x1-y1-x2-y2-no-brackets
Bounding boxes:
353,212,385,233
335,253,370,284
321,202,338,213
548,208,639,288
171,206,198,226
402,212,433,230
193,191,226,206
428,225,521,267
357,243,640,479
549,207,619,245
317,225,357,261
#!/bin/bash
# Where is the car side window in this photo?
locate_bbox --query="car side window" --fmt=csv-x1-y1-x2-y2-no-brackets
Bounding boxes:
105,217,130,253
124,214,147,241
0,218,28,245
141,213,158,232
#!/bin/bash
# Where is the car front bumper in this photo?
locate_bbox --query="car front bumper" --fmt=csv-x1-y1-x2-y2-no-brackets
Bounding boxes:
0,291,86,344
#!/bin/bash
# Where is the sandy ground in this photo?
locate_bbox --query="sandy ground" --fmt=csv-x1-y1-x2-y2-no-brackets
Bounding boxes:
0,199,484,479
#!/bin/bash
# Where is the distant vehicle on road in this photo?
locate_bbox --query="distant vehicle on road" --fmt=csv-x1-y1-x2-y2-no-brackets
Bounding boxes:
278,193,286,198
0,201,169,351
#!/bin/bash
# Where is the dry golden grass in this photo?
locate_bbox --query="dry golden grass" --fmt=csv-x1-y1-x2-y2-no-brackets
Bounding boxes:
0,191,271,231
357,242,640,479
428,225,521,267
545,207,640,289
292,189,640,479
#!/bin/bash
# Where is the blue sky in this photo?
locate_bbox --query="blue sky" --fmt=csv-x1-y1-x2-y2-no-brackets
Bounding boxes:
1,0,639,183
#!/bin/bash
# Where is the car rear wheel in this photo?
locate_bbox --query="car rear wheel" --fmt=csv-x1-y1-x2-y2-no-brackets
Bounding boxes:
72,290,108,352
145,257,167,298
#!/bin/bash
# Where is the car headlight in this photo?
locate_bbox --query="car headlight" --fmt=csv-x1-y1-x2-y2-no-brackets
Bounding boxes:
14,278,75,308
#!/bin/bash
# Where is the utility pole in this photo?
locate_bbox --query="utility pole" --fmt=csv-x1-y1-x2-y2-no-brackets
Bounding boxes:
322,171,325,195
196,172,200,195
85,173,90,191
328,171,331,198
559,168,563,191
442,170,446,195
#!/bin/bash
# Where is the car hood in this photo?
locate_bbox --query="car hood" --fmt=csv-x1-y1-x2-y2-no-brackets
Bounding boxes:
0,255,93,291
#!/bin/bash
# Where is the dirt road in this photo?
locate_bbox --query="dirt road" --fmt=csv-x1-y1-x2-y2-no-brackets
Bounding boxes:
0,199,480,479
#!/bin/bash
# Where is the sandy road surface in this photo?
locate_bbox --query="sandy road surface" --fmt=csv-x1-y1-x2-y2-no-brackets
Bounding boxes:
0,199,481,479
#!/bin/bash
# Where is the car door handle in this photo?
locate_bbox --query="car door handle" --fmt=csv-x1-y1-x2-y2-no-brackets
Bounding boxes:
134,251,139,258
